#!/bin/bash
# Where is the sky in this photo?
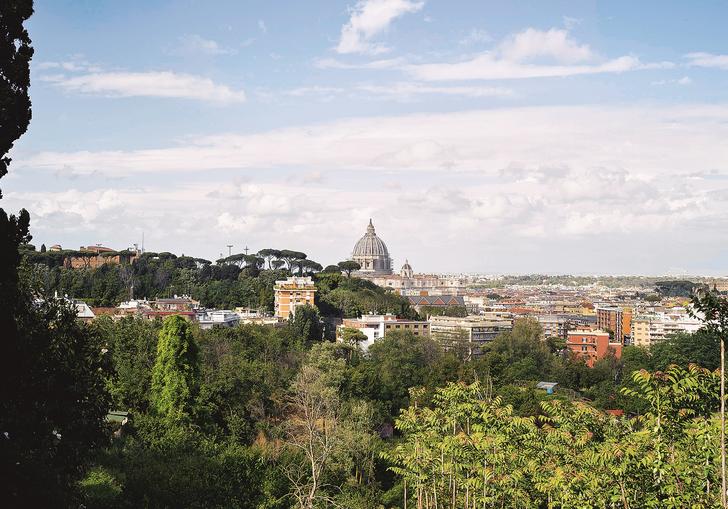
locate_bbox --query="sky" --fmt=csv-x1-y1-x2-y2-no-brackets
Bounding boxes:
6,0,728,275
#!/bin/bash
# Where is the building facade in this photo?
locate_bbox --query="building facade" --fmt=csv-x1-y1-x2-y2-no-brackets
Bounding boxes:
429,314,513,357
596,306,632,344
196,310,240,329
566,329,622,367
274,276,317,320
536,314,595,340
337,314,429,350
631,310,703,348
67,245,139,269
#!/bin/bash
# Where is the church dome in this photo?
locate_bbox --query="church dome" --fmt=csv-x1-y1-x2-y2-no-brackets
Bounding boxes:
353,220,390,258
351,219,393,275
400,259,413,278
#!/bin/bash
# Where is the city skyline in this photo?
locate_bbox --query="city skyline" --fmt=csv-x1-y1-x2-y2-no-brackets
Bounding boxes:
7,1,728,274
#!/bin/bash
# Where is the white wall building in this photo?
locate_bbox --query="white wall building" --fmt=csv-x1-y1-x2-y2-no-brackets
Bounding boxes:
337,314,430,350
632,309,703,348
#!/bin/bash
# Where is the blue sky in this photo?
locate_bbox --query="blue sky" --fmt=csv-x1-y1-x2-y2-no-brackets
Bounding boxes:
6,0,728,274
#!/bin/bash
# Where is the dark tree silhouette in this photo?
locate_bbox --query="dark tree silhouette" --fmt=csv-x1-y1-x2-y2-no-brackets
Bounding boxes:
1,3,111,505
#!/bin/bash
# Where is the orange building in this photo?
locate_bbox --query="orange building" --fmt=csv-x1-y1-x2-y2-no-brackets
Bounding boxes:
596,306,632,344
566,329,623,367
274,276,317,320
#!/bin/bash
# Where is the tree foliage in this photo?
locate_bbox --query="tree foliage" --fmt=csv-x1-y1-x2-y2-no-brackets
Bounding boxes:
150,316,200,424
338,260,361,277
387,365,723,508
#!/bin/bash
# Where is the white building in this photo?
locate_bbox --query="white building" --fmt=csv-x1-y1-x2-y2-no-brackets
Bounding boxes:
196,310,240,329
632,308,703,348
337,314,430,350
428,314,513,357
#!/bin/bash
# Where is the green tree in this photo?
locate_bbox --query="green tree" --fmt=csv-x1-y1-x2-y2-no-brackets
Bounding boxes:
691,288,728,507
338,260,361,277
94,316,160,412
289,304,323,345
150,316,200,424
351,331,443,417
1,298,111,506
1,3,110,505
340,326,367,348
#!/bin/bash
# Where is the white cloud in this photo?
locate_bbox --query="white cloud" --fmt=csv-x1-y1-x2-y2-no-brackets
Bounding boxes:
314,56,405,69
405,27,672,81
9,158,728,274
272,82,512,101
283,86,347,97
459,28,491,46
20,104,728,177
175,34,236,56
336,0,424,55
258,19,267,34
50,71,246,103
562,16,581,30
355,81,513,99
498,28,593,63
8,101,728,272
651,76,692,86
35,59,102,73
407,54,667,81
685,52,728,70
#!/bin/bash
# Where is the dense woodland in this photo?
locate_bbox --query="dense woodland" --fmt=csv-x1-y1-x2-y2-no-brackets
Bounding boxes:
4,4,728,508
33,301,726,508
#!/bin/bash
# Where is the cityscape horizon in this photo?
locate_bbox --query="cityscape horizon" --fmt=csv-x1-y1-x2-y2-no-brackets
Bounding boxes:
4,2,728,508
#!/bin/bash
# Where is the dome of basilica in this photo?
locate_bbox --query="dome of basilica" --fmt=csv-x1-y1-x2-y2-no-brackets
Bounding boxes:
351,219,393,275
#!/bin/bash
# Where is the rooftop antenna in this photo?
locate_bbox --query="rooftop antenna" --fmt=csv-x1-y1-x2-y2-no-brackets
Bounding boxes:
226,244,233,256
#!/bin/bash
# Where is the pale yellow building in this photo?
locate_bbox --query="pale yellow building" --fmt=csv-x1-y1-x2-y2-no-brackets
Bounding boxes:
274,276,317,320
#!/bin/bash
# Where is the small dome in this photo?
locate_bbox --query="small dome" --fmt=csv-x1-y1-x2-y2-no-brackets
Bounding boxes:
400,259,413,278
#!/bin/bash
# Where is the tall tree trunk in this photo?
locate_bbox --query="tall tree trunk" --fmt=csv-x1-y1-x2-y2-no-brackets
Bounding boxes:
722,336,726,508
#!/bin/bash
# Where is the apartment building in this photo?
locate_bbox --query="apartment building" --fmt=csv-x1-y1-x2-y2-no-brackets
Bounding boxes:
273,276,317,320
596,306,632,344
631,310,702,348
536,314,596,339
428,314,513,357
337,314,429,350
566,329,623,367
